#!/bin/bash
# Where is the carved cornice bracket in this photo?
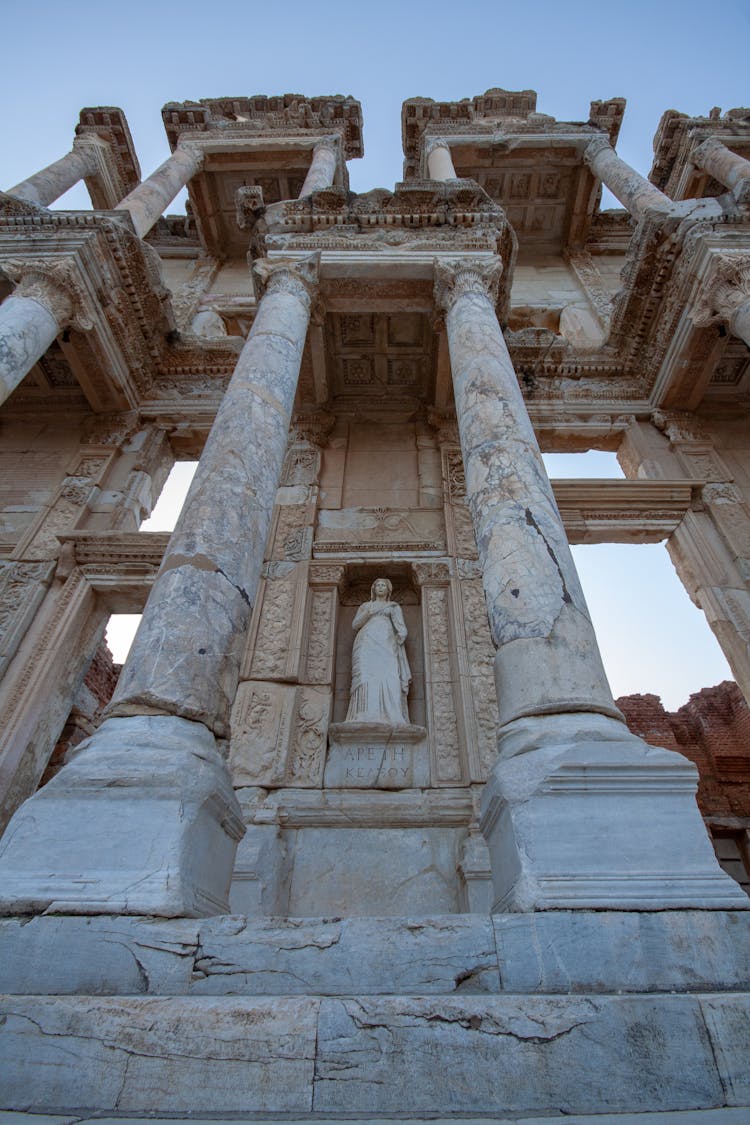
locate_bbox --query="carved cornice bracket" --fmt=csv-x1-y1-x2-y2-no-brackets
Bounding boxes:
289,410,335,448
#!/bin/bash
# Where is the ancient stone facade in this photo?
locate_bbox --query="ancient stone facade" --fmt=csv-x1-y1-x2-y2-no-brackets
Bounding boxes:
1,89,750,1120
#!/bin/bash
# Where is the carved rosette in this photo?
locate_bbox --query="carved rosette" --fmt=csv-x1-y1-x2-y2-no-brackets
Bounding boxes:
1,258,94,331
433,257,503,315
251,252,321,309
692,253,750,330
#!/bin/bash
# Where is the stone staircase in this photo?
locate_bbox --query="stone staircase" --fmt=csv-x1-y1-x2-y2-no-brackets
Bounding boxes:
1,911,750,1119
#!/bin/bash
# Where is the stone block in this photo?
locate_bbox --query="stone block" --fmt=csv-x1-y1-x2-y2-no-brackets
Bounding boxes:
0,996,317,1114
313,995,723,1115
325,721,429,788
190,914,499,995
700,994,750,1106
493,911,750,993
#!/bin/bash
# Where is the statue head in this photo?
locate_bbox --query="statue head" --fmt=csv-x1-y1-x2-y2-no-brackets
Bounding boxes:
371,577,393,601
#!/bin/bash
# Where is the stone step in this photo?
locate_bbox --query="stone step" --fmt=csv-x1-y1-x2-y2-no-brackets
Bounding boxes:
2,910,750,997
1,991,749,1117
2,1111,750,1125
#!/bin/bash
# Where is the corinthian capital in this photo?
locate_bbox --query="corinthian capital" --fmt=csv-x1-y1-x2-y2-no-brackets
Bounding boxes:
692,253,750,329
583,135,613,167
1,258,94,330
433,256,503,314
252,252,321,307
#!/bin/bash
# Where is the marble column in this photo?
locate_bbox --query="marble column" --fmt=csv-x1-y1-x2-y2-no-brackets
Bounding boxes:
426,138,458,181
434,255,747,912
7,139,103,207
0,253,321,919
116,142,204,238
298,138,338,196
584,136,674,219
692,137,750,199
693,252,750,348
0,261,92,405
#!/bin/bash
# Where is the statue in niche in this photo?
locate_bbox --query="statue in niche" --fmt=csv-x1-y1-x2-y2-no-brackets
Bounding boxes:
346,577,411,724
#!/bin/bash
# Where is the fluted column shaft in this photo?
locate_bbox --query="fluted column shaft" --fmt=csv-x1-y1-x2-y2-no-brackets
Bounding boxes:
0,264,89,405
692,137,750,194
7,141,99,207
298,138,338,196
434,257,621,730
116,143,203,238
426,139,458,181
110,253,320,735
585,137,673,219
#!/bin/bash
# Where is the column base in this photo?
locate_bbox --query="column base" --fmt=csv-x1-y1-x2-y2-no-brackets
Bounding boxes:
0,715,245,917
480,714,749,912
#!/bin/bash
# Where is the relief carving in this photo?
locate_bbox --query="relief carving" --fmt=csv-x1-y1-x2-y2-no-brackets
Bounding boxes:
249,570,299,679
423,585,462,783
304,588,336,684
461,578,499,776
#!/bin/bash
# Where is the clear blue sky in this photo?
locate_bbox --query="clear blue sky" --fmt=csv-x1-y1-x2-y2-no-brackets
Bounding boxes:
3,0,747,708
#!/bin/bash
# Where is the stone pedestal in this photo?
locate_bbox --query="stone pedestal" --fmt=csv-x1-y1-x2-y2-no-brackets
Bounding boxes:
325,721,429,788
481,714,746,911
0,715,244,916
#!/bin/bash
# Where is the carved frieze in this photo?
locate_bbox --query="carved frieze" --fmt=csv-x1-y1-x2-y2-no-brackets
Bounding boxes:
315,508,446,554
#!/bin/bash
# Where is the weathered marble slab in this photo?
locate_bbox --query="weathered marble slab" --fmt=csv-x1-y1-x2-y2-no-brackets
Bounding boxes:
0,996,317,1114
2,912,749,998
313,994,723,1115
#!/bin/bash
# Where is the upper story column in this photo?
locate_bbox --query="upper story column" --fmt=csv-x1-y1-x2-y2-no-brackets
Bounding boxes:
298,137,339,196
115,142,204,238
425,138,458,181
584,135,674,220
7,136,110,208
0,253,321,919
692,137,750,201
693,252,750,348
0,260,92,405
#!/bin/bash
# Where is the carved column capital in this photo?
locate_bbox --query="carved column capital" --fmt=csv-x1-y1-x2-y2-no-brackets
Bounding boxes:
312,136,339,156
692,253,750,329
252,252,321,308
583,135,613,167
1,258,94,331
425,137,451,157
175,140,205,168
433,257,503,314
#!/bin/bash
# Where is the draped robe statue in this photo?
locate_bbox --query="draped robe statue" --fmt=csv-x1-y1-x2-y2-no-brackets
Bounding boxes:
345,578,411,725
